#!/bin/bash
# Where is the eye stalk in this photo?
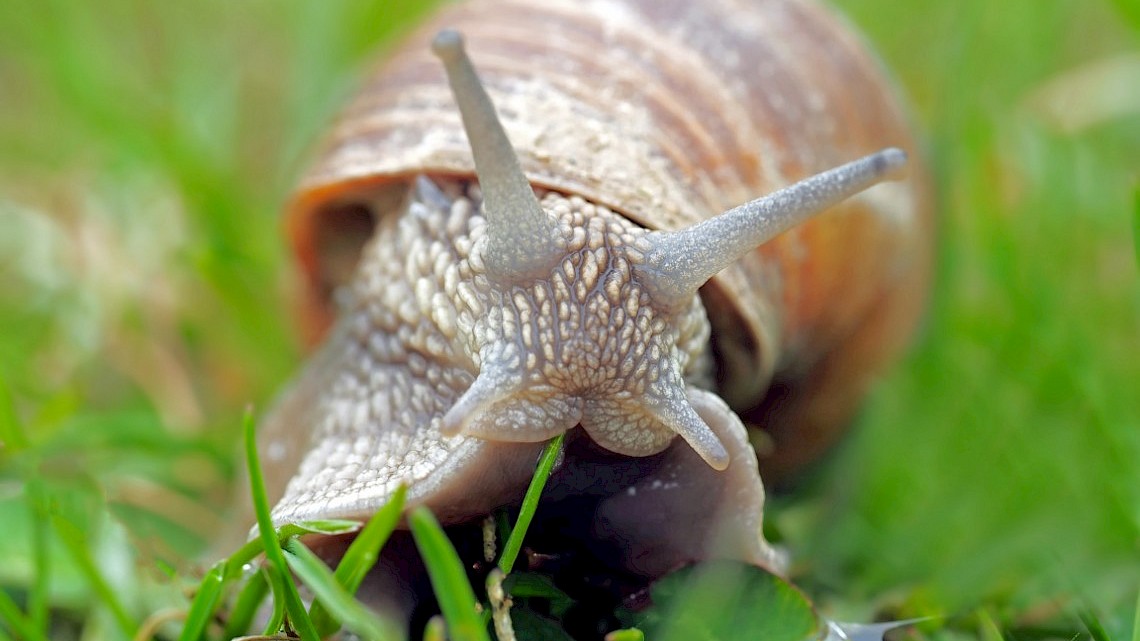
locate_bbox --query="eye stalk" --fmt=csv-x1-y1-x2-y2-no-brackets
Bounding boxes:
639,148,909,308
432,30,562,283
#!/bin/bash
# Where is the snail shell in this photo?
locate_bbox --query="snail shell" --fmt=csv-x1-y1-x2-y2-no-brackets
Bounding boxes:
251,0,932,580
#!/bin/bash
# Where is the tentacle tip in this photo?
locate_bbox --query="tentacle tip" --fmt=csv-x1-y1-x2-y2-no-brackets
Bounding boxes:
431,29,464,62
875,147,909,180
680,429,731,471
702,445,731,471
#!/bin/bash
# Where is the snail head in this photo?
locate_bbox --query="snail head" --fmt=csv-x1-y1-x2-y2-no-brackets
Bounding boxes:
431,30,908,470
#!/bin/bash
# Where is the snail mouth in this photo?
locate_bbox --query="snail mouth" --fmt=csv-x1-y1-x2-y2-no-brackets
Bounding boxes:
297,429,780,634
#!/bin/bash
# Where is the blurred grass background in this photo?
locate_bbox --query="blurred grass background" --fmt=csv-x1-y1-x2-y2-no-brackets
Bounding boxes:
0,0,1137,639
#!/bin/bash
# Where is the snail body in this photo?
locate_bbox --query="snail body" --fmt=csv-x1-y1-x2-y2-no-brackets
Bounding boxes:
252,0,931,586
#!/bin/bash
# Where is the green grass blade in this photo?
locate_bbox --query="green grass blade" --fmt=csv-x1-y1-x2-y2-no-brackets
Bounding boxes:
223,567,270,639
177,561,227,641
503,573,574,618
423,615,447,641
605,629,646,641
243,408,320,641
499,434,564,574
261,565,287,636
218,518,359,632
25,481,50,637
278,558,317,637
1081,610,1112,641
1132,185,1139,272
977,609,1004,641
409,507,491,641
224,520,361,580
310,483,407,635
1131,587,1139,641
332,483,407,593
0,589,49,641
0,375,28,452
284,538,404,641
49,513,136,638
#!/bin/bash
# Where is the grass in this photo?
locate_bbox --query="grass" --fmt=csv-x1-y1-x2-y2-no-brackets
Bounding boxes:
157,414,564,640
410,508,493,641
497,435,565,576
0,0,1138,639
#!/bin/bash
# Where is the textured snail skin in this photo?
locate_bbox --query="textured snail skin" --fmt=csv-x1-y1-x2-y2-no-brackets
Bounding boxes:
244,0,933,600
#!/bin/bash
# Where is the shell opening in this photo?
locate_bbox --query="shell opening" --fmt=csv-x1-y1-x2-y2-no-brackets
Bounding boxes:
312,202,377,296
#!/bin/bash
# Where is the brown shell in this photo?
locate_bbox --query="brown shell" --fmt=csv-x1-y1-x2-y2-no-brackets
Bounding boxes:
287,0,933,480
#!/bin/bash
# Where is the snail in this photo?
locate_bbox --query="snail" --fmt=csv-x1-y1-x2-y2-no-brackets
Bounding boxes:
244,0,932,622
